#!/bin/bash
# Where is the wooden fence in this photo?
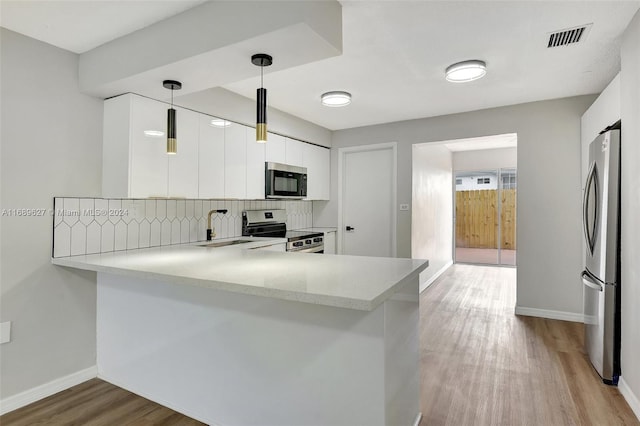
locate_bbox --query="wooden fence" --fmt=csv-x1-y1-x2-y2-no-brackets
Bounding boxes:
455,189,516,249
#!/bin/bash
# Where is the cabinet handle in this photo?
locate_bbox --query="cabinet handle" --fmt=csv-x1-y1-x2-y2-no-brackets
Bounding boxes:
346,226,355,231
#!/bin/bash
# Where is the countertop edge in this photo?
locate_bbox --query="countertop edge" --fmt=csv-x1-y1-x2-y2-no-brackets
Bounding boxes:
52,256,383,311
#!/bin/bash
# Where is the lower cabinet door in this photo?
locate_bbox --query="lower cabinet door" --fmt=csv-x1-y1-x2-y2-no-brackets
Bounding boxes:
324,231,336,254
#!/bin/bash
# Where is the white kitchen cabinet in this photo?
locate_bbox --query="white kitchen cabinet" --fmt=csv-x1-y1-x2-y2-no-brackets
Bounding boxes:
168,107,199,198
224,123,247,199
285,138,304,167
246,126,266,199
265,132,286,163
303,143,330,200
103,93,196,199
323,231,336,254
103,93,327,201
198,114,225,198
128,95,169,198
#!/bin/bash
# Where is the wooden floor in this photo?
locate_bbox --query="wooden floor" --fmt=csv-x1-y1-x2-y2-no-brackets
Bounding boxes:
0,378,204,425
420,264,639,426
2,264,638,425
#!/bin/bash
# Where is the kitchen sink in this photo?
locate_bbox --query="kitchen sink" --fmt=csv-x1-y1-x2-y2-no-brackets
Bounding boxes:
196,239,253,248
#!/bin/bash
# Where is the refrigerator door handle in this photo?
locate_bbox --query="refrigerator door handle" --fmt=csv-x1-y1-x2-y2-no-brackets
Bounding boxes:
581,270,603,292
582,162,599,255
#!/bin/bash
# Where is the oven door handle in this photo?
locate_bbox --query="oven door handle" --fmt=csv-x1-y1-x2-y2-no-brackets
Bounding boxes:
290,246,324,254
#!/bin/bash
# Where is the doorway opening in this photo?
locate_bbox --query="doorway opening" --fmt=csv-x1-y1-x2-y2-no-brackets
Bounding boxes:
454,168,517,265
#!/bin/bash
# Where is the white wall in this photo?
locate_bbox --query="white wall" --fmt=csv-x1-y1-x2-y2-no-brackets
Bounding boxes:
411,144,453,291
314,95,596,317
453,147,517,172
175,88,332,147
0,29,102,399
619,9,640,418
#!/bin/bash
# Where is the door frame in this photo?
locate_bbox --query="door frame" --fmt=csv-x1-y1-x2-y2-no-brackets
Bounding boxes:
337,142,398,256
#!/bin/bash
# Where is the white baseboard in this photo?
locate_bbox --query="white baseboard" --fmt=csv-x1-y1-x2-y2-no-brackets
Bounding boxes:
420,260,453,293
514,306,584,323
0,366,97,415
619,376,640,421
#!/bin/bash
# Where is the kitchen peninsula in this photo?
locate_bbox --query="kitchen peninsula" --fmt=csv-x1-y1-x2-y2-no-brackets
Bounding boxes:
53,240,428,426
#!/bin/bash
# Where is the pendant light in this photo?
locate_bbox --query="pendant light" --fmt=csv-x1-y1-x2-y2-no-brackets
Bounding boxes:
163,80,182,154
251,53,273,143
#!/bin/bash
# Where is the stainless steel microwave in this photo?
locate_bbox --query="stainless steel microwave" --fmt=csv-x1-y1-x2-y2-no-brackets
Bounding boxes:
265,162,307,199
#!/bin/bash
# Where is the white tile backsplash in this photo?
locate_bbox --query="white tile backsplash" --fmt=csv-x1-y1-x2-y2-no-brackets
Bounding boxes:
87,222,101,254
101,222,114,252
53,198,313,257
54,222,70,258
70,224,86,256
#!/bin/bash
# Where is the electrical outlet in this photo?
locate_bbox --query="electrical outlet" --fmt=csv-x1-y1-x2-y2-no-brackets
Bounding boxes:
399,204,410,211
0,321,11,344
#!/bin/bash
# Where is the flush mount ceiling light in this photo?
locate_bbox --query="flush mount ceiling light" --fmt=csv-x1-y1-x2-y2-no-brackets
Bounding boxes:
251,53,273,143
210,118,232,127
445,60,487,83
144,130,165,137
163,79,182,154
321,91,352,107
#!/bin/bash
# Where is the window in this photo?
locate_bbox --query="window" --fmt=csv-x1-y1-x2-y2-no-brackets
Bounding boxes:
502,174,517,189
477,177,490,184
456,178,462,185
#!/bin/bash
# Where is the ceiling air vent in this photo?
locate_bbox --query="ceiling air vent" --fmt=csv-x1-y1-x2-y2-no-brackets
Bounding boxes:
547,24,592,48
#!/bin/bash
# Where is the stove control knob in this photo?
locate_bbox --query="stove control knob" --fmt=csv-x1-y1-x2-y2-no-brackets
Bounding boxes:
293,241,304,247
305,239,312,245
313,237,323,243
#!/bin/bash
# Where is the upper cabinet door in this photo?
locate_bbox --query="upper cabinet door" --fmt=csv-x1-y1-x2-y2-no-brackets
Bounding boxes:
224,123,247,199
285,138,304,167
246,126,266,200
198,114,225,199
129,95,169,198
303,143,330,200
168,107,199,198
265,132,286,164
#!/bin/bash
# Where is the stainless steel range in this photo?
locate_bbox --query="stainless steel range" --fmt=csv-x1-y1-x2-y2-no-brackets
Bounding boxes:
242,209,324,253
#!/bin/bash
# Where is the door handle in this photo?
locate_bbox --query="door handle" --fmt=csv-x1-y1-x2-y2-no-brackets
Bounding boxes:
345,226,355,231
581,271,603,292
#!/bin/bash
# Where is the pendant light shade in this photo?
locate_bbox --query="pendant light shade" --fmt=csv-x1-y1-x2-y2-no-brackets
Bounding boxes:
251,53,273,143
167,107,177,154
163,80,182,154
256,87,267,143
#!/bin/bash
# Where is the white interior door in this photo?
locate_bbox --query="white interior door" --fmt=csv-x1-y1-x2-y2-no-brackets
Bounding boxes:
340,144,396,257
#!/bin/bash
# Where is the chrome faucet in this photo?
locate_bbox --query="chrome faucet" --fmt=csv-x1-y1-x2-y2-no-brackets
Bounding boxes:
206,209,228,240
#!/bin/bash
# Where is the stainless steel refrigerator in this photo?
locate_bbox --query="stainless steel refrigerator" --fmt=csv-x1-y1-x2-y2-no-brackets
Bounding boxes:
581,121,621,385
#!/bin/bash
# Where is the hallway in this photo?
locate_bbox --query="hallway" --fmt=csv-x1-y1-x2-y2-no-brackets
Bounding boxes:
419,264,637,425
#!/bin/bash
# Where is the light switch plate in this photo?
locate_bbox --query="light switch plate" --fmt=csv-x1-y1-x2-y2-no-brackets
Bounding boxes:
399,204,410,211
0,321,11,344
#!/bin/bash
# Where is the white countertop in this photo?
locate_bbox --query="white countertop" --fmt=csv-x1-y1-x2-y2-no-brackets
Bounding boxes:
51,237,428,311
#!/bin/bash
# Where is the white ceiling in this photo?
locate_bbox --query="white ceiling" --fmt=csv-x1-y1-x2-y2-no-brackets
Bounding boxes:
2,1,639,131
0,0,207,53
225,1,640,130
